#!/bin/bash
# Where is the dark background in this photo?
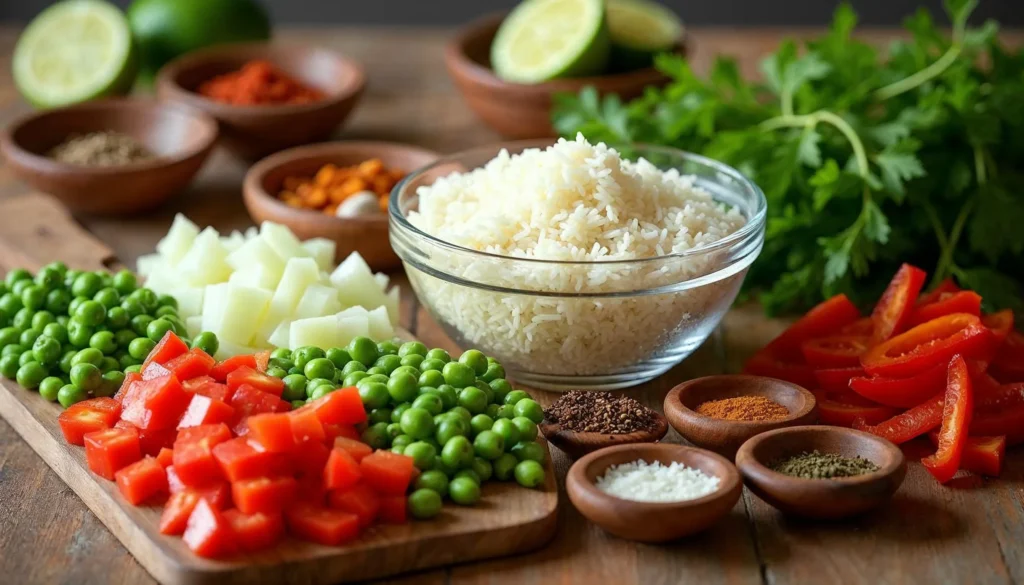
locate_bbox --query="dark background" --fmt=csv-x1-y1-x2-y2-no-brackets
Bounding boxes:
1,0,1022,26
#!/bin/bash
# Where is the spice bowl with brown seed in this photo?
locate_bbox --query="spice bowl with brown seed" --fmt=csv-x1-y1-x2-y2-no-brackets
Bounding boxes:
540,391,670,459
663,375,818,460
735,425,906,519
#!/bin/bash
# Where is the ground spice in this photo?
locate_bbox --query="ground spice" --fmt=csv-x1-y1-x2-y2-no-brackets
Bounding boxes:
48,131,153,167
198,60,324,106
544,390,659,434
772,450,880,479
695,395,789,421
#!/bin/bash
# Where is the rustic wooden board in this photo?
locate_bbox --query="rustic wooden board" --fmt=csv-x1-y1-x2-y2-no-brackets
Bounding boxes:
0,193,559,585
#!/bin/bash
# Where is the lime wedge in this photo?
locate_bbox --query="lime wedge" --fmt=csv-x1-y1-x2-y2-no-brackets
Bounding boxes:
606,0,683,71
491,0,610,84
13,0,138,109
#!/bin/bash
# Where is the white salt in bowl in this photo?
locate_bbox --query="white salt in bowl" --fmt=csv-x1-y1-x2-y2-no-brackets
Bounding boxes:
565,443,742,542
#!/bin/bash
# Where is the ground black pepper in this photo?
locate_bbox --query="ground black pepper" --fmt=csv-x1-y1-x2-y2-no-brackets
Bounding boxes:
772,450,880,479
544,390,659,434
48,131,153,167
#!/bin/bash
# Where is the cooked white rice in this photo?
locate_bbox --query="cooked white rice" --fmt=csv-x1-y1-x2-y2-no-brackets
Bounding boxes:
406,134,747,378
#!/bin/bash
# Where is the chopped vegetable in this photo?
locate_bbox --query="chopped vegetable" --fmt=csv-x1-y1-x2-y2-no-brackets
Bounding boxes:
921,355,973,483
277,158,405,217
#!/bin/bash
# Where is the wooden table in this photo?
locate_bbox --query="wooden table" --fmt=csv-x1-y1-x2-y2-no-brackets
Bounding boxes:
2,25,1023,585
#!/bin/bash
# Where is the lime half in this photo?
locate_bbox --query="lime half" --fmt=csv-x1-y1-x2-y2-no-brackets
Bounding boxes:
13,0,137,109
607,0,683,71
491,0,609,84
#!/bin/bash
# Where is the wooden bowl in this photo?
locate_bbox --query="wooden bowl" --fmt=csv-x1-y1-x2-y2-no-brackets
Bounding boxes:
566,443,741,542
663,375,818,460
243,141,440,270
156,43,366,160
735,425,906,519
0,98,217,216
445,15,683,139
540,412,670,460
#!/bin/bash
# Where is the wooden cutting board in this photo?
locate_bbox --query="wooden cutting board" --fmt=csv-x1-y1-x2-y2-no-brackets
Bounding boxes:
0,194,559,585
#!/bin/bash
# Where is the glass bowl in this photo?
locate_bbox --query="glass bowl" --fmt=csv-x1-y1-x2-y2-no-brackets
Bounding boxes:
389,140,766,391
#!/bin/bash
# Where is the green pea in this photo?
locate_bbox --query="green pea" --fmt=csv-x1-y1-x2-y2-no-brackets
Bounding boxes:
442,361,476,388
386,422,403,439
2,344,25,358
44,289,71,314
63,269,82,287
513,398,544,424
112,329,135,348
419,358,445,372
0,355,19,378
5,269,31,288
292,346,324,370
432,385,458,410
383,371,416,403
93,287,120,310
341,359,367,376
66,319,93,348
19,328,42,347
280,374,307,401
493,453,518,481
452,471,481,494
19,349,36,367
365,366,388,376
347,336,379,366
70,363,102,391
394,341,424,358
30,311,55,329
358,382,390,410
34,266,62,290
129,288,158,312
342,372,368,388
309,385,332,401
57,384,88,408
124,364,142,374
390,402,411,423
58,350,77,374
441,435,474,469
435,417,468,445
128,337,156,360
71,273,101,298
472,457,493,482
488,378,512,401
514,460,546,488
103,306,128,329
458,387,488,415
304,358,336,381
74,300,106,327
473,429,504,460
185,331,217,357
400,407,436,440
0,297,21,322
425,348,450,363
470,414,494,435
369,407,393,425
118,354,139,369
95,370,124,397
491,418,521,446
511,441,546,464
21,285,46,311
400,354,424,369
39,376,63,401
121,298,145,317
12,308,33,330
130,314,153,337
41,323,67,344
415,469,449,497
11,280,31,297
145,318,173,342
270,347,292,360
377,340,400,356
16,361,48,389
504,390,530,406
32,336,61,366
458,349,488,376
361,422,390,450
89,331,117,355
320,347,348,368
407,394,439,417
155,293,177,309
373,354,402,374
484,404,501,419
449,406,473,424
154,305,177,318
392,433,415,450
407,488,442,519
0,326,21,347
111,269,137,294
512,417,538,442
404,441,437,470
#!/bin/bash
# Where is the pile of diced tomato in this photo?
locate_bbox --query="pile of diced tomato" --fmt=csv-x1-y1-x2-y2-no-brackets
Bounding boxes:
56,332,415,558
745,264,1024,484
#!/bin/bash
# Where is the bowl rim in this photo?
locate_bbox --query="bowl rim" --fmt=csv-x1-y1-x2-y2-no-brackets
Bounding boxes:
243,140,442,227
0,97,219,176
389,139,768,267
665,374,818,428
568,443,741,510
155,41,367,116
735,424,906,486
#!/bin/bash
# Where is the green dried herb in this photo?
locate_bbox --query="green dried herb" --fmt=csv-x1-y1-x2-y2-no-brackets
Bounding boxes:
772,450,880,479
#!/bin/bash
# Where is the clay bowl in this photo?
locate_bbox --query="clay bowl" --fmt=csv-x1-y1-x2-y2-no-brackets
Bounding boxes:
663,375,818,460
243,141,440,270
736,425,906,519
566,443,741,542
445,15,685,139
0,98,217,216
540,411,670,460
157,43,365,160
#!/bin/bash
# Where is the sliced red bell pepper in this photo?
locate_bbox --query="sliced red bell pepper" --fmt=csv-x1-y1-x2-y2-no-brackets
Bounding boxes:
163,348,216,381
226,366,284,397
991,331,1024,384
183,499,235,558
176,394,235,429
970,404,1024,445
907,291,982,327
58,398,122,445
928,433,1005,477
327,482,380,529
741,350,817,388
115,456,168,505
762,294,861,361
120,373,190,430
324,447,362,491
860,313,992,378
84,427,142,480
232,476,298,515
212,437,289,483
360,450,415,496
114,420,176,457
304,386,367,426
800,335,870,368
921,355,973,483
254,350,272,373
143,331,189,369
854,393,945,444
871,263,927,343
224,509,284,553
849,360,948,408
377,494,408,524
840,317,875,336
285,503,361,546
975,383,1024,412
813,367,864,393
209,354,258,382
982,310,1014,344
917,277,961,306
817,400,898,427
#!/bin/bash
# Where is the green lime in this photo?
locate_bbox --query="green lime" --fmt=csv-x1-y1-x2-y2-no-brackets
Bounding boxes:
13,0,138,108
490,0,609,83
606,0,684,72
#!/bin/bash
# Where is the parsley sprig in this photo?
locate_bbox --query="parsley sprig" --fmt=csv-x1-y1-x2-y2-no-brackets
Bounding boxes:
552,0,1024,316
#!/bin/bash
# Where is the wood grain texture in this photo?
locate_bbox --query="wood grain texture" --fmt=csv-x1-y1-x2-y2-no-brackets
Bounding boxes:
2,24,1024,585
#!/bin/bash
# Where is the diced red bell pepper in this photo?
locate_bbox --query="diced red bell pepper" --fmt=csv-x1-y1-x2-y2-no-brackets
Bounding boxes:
58,398,121,445
177,394,235,429
224,509,284,553
304,386,367,426
182,376,215,393
292,440,331,479
854,393,945,444
323,423,361,444
156,447,175,468
163,348,217,381
159,486,230,535
183,499,235,558
166,465,185,493
328,482,380,528
246,413,296,453
232,476,298,515
254,350,272,373
143,331,189,368
84,427,142,480
917,277,961,306
860,313,992,378
741,350,817,388
333,437,373,462
817,400,899,427
377,494,408,524
800,335,870,368
970,404,1024,445
907,291,982,327
115,456,168,505
928,433,1005,477
209,354,258,382
763,294,861,361
286,503,361,546
183,376,232,402
212,437,289,483
141,361,172,381
324,447,362,491
871,263,927,343
813,367,864,393
976,383,1024,412
360,451,414,496
230,384,287,434
172,423,231,486
114,371,142,403
921,356,973,483
849,360,949,408
296,476,328,507
992,331,1024,384
840,317,875,336
120,373,190,430
290,407,325,445
226,366,284,398
115,420,177,457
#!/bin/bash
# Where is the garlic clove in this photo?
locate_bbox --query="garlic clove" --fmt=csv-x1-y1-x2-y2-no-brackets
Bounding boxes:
335,191,382,218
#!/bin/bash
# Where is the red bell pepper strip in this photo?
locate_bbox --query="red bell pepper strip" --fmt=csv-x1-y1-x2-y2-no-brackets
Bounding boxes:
970,404,1024,445
840,317,875,336
991,331,1024,384
854,393,945,444
975,383,1024,412
917,277,961,306
921,355,973,483
928,433,1005,477
800,335,870,368
818,400,899,427
813,367,864,393
762,294,861,361
907,291,982,327
742,350,817,388
849,360,948,408
871,263,927,343
860,313,992,378
981,310,1014,345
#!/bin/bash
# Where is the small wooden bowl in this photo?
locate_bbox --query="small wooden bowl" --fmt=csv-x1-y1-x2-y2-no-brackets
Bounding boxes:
567,443,741,542
156,42,365,160
735,425,906,519
663,375,818,460
445,15,684,139
0,98,217,216
540,411,669,460
243,141,440,270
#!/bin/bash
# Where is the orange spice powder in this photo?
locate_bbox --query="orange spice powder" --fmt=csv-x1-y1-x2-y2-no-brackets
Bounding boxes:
695,395,789,422
198,60,324,106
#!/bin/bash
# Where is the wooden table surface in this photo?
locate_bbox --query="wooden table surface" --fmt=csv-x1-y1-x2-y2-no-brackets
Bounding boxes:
2,24,1024,585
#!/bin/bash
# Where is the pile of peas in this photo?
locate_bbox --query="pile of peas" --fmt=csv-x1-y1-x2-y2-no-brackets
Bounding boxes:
266,336,547,519
0,263,220,408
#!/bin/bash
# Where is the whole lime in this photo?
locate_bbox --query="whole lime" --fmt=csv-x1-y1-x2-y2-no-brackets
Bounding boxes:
128,0,271,81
